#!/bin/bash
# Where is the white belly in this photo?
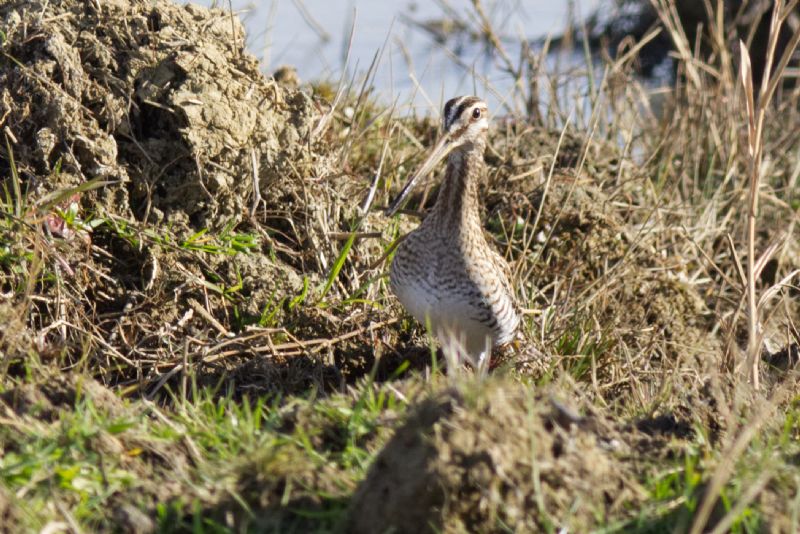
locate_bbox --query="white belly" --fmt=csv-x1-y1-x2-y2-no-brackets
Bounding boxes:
391,272,496,358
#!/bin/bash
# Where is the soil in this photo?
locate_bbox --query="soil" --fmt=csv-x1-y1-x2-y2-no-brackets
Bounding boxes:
1,0,325,231
348,378,643,532
0,0,345,388
1,373,123,421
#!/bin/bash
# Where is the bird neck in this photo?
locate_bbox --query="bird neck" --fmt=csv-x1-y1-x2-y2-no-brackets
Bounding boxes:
429,141,485,232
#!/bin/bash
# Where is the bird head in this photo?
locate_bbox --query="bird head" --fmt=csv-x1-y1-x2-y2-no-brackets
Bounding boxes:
386,96,488,216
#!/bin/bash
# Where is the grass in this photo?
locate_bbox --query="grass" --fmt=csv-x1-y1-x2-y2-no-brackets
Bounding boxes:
1,0,800,531
1,372,412,531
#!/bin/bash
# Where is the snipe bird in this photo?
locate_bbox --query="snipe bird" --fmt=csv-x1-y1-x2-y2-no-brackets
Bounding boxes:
387,96,520,370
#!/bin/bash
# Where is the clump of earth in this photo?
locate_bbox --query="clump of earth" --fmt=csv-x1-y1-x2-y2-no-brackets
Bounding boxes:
0,0,359,387
1,0,327,232
348,378,642,532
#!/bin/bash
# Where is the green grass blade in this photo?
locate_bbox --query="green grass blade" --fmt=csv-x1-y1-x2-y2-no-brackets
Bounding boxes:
318,231,356,302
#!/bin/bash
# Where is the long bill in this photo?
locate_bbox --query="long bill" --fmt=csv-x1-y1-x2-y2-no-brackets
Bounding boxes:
385,134,457,216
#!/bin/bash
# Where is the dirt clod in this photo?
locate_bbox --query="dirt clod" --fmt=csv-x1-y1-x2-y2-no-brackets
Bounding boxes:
1,0,326,231
348,379,639,533
1,374,123,421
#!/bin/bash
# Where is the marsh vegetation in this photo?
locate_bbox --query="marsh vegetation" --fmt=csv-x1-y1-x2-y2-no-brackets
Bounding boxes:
1,0,799,532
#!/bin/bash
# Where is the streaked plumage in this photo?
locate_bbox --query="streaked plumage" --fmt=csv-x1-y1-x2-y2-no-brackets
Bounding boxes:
387,96,520,368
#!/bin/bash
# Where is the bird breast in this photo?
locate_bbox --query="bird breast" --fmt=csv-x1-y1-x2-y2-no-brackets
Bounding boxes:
389,227,519,350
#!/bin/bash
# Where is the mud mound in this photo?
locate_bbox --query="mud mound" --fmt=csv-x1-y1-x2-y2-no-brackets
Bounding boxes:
527,181,717,361
486,123,622,197
220,443,351,531
1,0,325,231
485,126,720,394
548,187,717,404
1,374,123,421
348,379,639,533
0,0,378,387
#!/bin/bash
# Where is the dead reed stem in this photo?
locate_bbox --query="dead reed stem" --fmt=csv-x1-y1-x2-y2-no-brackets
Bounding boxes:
739,0,800,389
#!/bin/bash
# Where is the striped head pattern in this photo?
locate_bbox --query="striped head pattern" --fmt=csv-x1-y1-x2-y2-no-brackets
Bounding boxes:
442,95,489,145
386,95,489,215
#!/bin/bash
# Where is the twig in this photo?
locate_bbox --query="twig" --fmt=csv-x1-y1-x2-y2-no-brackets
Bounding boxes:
226,0,240,59
368,235,406,271
202,318,399,362
470,0,519,80
327,231,383,240
188,298,232,338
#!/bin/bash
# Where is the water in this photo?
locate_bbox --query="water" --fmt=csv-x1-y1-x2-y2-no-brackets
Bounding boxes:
200,0,599,114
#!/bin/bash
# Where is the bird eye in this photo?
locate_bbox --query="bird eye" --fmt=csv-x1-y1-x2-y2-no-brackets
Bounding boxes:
472,108,482,120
